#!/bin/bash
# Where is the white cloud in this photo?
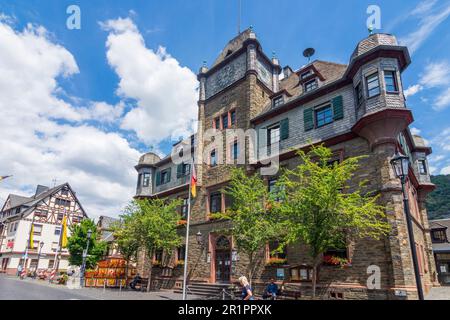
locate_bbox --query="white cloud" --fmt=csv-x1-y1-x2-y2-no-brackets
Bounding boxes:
100,17,198,145
404,84,424,98
435,87,450,110
407,61,450,110
411,0,438,16
410,127,422,135
429,166,438,175
441,166,450,175
0,17,141,219
420,61,450,88
399,1,450,54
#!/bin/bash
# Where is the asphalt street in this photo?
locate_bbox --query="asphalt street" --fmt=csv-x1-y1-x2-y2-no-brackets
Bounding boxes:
0,275,94,300
0,274,199,300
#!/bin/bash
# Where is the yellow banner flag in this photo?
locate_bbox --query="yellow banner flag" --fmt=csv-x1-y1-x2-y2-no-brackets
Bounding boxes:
61,216,68,248
29,224,34,249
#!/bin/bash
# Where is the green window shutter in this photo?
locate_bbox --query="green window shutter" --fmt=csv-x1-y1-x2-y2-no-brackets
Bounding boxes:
332,95,344,120
155,171,161,186
167,168,172,183
177,164,183,178
280,118,289,140
304,108,314,131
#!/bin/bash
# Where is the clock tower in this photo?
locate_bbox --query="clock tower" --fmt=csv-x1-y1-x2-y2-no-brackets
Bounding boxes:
193,28,281,223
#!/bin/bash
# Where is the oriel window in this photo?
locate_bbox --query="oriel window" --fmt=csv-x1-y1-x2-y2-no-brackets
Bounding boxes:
384,70,398,93
366,72,380,97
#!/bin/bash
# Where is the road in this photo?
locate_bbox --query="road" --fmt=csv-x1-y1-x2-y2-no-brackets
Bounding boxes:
0,274,200,300
0,275,94,300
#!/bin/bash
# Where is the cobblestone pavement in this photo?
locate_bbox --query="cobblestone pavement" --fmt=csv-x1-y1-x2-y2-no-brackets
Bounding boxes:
0,274,201,300
425,286,450,300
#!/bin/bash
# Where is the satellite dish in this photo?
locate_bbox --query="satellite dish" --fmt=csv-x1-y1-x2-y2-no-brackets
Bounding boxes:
303,48,315,62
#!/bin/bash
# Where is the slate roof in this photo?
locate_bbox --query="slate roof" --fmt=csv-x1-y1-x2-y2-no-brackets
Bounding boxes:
97,215,119,242
1,183,88,220
279,60,347,99
98,215,119,229
212,28,253,67
430,219,450,253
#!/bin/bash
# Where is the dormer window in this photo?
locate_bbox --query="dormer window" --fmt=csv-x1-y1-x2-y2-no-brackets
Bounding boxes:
432,229,448,243
301,70,313,79
272,95,284,108
304,79,318,92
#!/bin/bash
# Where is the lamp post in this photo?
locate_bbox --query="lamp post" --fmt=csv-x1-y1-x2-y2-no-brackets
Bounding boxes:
390,150,424,300
196,231,204,247
80,229,92,288
35,242,44,278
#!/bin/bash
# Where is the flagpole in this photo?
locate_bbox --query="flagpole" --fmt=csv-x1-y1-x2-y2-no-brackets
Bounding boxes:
182,158,194,300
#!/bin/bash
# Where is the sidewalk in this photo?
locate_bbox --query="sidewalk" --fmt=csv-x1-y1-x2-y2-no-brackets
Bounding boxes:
425,286,450,300
2,275,201,300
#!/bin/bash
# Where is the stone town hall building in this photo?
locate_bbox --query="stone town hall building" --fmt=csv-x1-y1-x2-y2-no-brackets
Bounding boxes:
134,29,437,299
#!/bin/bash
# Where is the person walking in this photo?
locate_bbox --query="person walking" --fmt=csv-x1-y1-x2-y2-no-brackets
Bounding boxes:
17,264,23,277
239,276,254,300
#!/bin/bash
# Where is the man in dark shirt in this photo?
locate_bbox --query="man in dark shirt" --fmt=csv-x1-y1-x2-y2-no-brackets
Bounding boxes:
263,279,279,300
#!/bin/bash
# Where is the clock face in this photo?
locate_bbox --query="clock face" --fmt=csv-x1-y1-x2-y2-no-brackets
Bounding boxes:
205,53,247,99
256,57,273,88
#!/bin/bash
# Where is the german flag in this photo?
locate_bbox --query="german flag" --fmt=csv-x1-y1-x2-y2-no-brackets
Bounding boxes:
191,161,197,198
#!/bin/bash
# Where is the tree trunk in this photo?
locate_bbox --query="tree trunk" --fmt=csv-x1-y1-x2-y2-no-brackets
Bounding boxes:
248,254,253,288
125,259,129,289
146,250,154,292
312,264,317,299
311,255,321,299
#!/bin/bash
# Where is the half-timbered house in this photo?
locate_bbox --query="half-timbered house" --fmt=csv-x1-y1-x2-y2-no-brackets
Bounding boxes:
0,183,87,275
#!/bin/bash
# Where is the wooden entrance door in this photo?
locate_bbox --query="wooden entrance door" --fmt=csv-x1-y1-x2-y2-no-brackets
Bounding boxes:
215,250,231,283
214,236,231,283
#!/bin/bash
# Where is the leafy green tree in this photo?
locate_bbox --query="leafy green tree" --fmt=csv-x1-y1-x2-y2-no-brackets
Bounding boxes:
67,219,107,269
111,216,140,287
274,145,391,298
214,167,285,286
121,198,182,291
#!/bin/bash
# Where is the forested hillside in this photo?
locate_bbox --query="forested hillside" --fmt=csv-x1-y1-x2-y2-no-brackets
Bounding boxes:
426,175,450,220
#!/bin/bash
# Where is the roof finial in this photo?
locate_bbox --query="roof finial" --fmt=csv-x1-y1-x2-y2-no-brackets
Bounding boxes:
237,0,241,35
272,51,276,59
368,24,374,35
202,60,207,67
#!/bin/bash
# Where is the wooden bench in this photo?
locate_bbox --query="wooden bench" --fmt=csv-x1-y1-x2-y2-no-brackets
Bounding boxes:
132,278,149,292
278,289,302,300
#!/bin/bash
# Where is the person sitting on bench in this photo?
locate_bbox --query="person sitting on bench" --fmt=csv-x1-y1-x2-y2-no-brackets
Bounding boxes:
263,279,279,300
130,273,142,290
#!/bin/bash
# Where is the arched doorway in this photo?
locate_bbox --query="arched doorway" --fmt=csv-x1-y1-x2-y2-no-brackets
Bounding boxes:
215,236,231,283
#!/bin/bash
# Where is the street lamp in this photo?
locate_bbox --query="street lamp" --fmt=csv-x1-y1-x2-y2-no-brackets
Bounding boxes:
196,231,204,247
390,150,424,300
80,229,93,288
35,242,45,278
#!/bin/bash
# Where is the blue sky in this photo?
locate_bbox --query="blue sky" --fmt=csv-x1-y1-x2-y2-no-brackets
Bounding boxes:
0,0,449,218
